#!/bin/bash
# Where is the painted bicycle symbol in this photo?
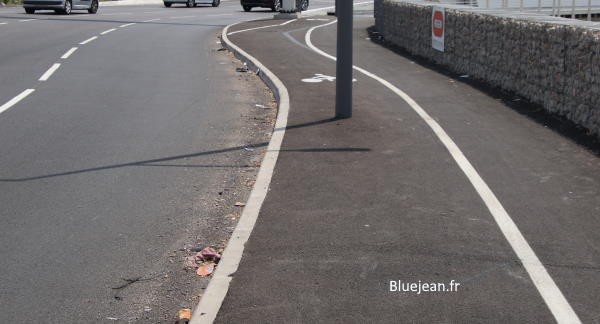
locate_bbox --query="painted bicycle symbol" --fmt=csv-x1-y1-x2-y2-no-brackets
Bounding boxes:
301,73,357,83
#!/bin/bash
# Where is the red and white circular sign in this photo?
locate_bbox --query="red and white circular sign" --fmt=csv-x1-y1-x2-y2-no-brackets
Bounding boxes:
431,7,445,52
432,10,444,37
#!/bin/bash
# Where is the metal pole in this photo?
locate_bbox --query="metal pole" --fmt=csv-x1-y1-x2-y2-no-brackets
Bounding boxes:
335,0,353,118
537,0,541,12
520,0,523,11
486,0,489,9
281,0,296,12
587,0,592,20
571,0,575,18
557,0,561,16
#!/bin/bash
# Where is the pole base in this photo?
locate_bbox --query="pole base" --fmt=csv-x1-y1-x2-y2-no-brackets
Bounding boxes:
274,12,301,19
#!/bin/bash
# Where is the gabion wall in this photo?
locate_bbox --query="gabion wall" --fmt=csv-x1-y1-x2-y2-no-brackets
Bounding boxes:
375,0,600,138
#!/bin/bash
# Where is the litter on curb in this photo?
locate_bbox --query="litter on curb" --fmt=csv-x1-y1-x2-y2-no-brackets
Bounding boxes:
195,247,221,262
184,256,199,270
197,263,216,277
177,309,191,324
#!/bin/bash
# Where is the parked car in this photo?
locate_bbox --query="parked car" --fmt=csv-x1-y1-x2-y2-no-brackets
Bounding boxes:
240,0,308,12
164,0,220,7
23,0,98,14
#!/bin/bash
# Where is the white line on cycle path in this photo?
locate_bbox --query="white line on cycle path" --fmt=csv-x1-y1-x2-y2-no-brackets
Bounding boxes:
305,19,582,324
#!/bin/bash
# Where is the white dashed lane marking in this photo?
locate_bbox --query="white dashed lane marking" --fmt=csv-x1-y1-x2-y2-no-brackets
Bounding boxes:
100,28,116,35
0,89,35,115
61,47,78,59
79,36,98,45
39,63,61,81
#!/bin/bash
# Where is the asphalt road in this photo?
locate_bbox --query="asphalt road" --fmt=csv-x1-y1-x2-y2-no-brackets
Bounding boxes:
0,1,333,322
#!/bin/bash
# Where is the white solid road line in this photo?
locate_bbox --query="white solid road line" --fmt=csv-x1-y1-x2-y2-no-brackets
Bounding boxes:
39,63,61,81
0,22,7,25
61,47,78,59
18,19,37,22
119,22,136,27
279,19,296,26
0,89,35,115
79,36,98,45
206,13,234,17
305,20,582,324
190,22,291,324
227,19,297,35
142,18,160,22
100,28,116,35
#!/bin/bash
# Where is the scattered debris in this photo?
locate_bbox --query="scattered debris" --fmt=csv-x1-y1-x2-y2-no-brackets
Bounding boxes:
111,277,143,290
243,147,254,152
217,48,227,51
459,75,469,78
111,275,162,290
184,256,199,270
144,306,152,312
195,247,221,263
255,104,270,109
197,263,216,277
106,317,119,321
234,202,246,207
236,67,249,73
177,309,192,324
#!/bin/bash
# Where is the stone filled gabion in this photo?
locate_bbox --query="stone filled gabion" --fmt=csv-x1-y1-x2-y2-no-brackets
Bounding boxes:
375,0,600,138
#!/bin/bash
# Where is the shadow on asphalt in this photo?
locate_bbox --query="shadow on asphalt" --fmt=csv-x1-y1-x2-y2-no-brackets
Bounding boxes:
274,116,340,131
0,120,370,181
367,26,600,157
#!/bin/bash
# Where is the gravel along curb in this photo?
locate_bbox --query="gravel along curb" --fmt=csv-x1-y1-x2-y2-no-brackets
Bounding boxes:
189,21,291,324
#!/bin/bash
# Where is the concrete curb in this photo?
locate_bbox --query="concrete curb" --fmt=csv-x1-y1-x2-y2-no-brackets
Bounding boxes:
189,21,291,324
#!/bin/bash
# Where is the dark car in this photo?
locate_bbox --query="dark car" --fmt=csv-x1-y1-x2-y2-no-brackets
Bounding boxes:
241,0,308,12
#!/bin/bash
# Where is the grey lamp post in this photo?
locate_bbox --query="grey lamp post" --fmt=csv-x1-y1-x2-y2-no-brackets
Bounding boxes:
336,0,353,118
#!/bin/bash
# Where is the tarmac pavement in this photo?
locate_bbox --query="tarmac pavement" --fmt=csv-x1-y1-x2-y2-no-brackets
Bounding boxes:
208,16,600,323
